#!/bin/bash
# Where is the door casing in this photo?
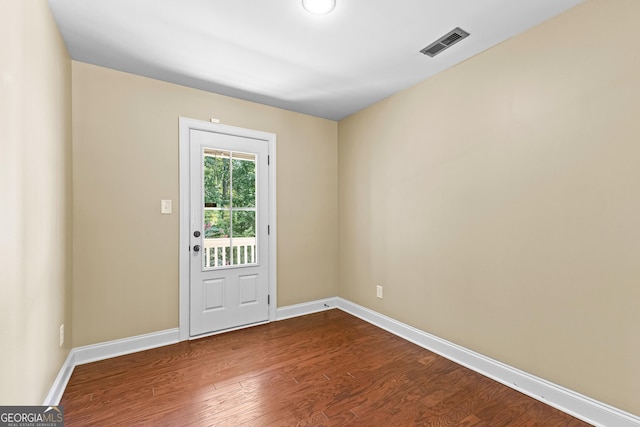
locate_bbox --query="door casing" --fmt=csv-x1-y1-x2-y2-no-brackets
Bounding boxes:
179,117,277,341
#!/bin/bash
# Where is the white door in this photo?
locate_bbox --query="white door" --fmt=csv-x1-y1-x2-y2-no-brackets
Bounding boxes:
189,129,270,336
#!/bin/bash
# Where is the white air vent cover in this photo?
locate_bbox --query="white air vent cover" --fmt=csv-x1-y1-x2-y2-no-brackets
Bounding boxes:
420,27,470,57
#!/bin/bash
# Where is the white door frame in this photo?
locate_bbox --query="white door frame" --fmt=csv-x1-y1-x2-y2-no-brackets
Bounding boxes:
178,117,277,341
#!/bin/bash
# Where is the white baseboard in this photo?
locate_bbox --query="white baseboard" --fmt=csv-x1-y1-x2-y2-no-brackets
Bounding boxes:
275,297,337,321
335,297,640,427
73,328,180,366
43,350,76,406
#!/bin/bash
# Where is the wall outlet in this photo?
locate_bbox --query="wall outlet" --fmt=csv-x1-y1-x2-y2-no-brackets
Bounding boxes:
376,285,383,299
59,324,64,347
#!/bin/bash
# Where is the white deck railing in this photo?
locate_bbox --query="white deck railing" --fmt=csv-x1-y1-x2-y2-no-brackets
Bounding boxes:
203,237,256,267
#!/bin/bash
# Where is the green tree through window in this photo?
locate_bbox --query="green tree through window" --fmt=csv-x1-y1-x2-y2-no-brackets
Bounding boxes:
203,151,256,240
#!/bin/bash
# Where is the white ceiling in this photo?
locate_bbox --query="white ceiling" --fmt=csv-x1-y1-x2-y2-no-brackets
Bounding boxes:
48,0,583,121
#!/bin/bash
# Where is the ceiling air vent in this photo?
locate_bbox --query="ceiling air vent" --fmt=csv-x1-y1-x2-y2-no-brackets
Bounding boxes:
420,27,470,57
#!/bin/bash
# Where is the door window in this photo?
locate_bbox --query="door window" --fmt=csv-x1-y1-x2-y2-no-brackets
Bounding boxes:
203,149,257,269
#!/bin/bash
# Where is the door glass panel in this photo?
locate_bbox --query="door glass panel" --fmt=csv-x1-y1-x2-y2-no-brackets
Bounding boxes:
202,149,258,270
204,150,231,209
232,210,256,238
232,210,256,265
204,210,230,238
232,153,256,208
203,210,230,268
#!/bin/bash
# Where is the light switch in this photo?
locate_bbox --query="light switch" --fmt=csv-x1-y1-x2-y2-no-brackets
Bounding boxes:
161,199,172,214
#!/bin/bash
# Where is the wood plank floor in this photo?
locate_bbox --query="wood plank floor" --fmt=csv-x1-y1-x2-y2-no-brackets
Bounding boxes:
61,310,591,426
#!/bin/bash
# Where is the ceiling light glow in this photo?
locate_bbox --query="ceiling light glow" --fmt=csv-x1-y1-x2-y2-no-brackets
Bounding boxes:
302,0,336,15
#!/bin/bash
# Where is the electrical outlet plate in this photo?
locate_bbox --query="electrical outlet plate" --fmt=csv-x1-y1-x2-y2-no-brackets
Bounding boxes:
59,324,64,347
376,285,383,299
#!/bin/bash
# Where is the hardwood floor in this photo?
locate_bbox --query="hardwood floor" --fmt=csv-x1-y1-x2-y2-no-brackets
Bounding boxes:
61,310,591,426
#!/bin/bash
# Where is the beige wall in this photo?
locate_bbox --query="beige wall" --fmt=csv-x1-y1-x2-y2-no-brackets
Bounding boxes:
0,0,72,404
338,0,639,416
71,62,338,346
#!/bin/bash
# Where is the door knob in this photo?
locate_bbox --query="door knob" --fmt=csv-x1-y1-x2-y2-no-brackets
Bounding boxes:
193,245,201,252
194,231,201,237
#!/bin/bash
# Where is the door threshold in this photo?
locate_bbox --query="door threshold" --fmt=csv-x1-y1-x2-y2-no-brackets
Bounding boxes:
188,319,270,340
